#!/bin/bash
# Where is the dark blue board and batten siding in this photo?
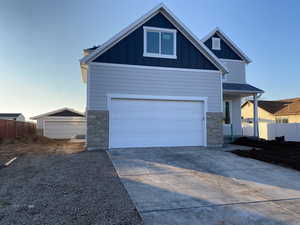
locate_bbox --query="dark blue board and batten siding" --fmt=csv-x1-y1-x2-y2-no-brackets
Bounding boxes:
204,33,243,61
93,13,218,71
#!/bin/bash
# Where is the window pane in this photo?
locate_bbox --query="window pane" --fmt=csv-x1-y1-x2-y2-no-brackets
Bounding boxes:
161,32,174,55
146,31,159,54
224,102,231,124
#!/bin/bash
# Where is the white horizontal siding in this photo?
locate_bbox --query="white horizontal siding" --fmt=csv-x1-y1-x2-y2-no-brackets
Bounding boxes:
44,121,86,139
221,59,246,84
37,119,43,129
36,117,86,130
88,63,222,112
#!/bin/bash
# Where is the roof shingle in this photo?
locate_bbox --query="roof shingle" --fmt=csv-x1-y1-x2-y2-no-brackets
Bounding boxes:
244,98,300,115
223,83,263,93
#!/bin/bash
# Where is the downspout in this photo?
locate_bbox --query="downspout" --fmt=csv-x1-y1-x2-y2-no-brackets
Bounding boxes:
253,93,263,138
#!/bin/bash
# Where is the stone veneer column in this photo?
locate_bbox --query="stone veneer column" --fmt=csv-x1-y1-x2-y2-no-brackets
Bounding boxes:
206,112,224,147
86,110,109,150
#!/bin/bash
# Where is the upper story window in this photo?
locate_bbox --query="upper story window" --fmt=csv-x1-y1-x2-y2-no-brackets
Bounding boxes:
143,26,177,59
212,37,221,50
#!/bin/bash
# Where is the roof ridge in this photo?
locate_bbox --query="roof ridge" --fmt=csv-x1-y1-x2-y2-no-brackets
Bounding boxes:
79,3,228,74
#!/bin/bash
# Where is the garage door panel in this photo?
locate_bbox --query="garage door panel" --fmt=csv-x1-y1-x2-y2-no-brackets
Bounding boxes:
44,121,86,139
110,98,205,148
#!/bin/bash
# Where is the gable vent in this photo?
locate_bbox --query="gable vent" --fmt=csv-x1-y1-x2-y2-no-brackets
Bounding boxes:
212,37,221,50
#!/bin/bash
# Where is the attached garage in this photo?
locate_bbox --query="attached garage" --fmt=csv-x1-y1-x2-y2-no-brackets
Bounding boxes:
31,108,86,139
108,95,207,148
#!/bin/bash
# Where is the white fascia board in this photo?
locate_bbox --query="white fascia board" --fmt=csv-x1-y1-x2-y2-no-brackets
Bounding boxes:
201,27,220,43
107,93,208,102
160,6,228,74
43,118,86,122
223,90,264,94
79,3,228,74
79,3,164,64
90,62,221,74
201,27,252,64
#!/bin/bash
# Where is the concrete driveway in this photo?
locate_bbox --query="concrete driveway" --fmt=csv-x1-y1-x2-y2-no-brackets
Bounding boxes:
109,147,300,225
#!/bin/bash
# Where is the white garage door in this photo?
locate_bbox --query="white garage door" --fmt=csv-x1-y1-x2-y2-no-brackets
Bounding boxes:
44,121,86,139
110,98,205,148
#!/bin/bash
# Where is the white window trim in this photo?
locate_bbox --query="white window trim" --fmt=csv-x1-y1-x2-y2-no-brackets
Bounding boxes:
143,26,177,59
212,37,221,50
223,100,232,125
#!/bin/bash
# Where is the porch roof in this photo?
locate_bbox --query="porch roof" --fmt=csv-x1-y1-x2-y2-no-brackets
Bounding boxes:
223,83,264,95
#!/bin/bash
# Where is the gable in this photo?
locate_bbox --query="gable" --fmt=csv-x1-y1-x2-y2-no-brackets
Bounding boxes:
93,13,218,71
49,110,84,117
204,33,243,61
242,100,287,115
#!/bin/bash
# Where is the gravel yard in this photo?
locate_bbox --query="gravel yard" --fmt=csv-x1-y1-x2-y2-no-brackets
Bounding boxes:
0,141,143,225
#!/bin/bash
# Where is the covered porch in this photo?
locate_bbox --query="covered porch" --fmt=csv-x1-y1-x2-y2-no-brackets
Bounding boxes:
223,83,264,139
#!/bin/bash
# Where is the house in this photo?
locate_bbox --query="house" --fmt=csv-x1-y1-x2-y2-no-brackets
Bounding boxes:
242,98,300,123
80,3,263,150
0,113,25,121
30,108,86,139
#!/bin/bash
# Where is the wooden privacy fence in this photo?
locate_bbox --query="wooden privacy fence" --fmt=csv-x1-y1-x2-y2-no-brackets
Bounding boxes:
0,120,36,139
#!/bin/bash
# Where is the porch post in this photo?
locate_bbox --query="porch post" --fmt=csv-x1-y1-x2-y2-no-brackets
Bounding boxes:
253,94,259,137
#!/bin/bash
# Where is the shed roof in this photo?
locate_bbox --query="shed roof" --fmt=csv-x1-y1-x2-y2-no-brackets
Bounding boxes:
30,108,85,120
0,113,22,118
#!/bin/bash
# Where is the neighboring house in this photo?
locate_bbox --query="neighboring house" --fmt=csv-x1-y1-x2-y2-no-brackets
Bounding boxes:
242,98,300,123
79,3,263,150
30,108,86,139
0,113,25,121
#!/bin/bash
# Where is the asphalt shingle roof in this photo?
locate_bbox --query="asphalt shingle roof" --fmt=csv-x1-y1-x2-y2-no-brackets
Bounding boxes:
244,98,300,116
223,83,263,93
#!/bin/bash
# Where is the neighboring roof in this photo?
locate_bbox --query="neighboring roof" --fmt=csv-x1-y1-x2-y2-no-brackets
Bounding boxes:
30,108,85,120
223,83,264,93
242,98,300,116
85,45,101,51
80,3,228,74
243,100,288,114
201,27,252,64
0,113,22,118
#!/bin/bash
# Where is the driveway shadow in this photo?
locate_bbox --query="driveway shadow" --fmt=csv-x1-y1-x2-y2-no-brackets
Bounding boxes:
121,177,300,225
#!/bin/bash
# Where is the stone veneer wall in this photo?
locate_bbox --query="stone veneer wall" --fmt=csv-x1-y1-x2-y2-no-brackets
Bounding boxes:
86,110,223,149
206,112,224,147
86,110,109,150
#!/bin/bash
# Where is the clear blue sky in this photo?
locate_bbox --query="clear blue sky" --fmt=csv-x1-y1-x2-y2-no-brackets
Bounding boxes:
1,0,299,120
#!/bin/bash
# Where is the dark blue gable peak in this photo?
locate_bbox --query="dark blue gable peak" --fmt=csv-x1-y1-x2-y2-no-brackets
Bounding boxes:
204,32,243,61
93,13,218,71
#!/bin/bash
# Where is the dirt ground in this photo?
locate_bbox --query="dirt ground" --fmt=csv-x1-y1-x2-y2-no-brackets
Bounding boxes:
0,136,84,164
232,137,300,171
0,136,143,225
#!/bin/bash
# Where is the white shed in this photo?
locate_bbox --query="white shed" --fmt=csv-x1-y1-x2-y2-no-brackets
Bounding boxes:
31,108,86,139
